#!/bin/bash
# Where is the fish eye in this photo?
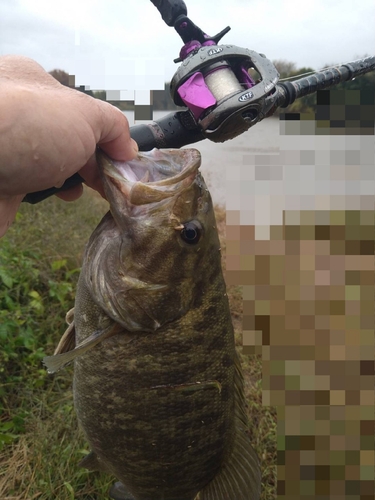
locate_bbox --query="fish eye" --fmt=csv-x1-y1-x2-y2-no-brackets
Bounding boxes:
180,221,202,245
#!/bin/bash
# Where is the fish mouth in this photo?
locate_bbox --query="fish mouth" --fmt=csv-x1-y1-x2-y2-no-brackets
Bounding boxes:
97,148,201,206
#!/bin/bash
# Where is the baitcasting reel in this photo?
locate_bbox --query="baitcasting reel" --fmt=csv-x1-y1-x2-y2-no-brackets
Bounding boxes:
171,44,279,142
153,0,280,142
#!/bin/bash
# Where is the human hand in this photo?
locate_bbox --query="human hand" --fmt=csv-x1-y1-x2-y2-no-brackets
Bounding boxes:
0,55,138,238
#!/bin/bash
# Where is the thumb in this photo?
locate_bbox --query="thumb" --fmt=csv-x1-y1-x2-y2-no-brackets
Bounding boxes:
93,100,138,161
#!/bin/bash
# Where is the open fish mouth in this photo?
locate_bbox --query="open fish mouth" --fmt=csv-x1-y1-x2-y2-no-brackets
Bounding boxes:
97,148,202,206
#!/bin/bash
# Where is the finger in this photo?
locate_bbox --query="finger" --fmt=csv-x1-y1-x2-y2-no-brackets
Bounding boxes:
100,135,139,162
0,194,23,238
55,184,83,202
78,155,106,199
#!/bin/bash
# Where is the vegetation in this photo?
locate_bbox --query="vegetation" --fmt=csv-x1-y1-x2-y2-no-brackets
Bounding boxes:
49,58,374,115
49,69,179,111
0,192,276,499
90,83,180,112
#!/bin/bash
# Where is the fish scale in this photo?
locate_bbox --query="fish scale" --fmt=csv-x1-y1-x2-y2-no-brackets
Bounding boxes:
44,148,261,500
74,326,233,498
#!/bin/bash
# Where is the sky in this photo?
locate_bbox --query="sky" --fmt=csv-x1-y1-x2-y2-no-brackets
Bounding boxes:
1,0,374,98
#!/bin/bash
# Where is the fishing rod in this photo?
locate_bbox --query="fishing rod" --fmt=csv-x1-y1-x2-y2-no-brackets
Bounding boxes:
23,0,375,204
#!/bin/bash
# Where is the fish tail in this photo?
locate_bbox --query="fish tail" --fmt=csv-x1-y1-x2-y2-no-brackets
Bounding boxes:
196,422,261,500
197,349,261,500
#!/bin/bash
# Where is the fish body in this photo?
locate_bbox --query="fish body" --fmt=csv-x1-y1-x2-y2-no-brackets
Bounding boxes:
44,148,261,500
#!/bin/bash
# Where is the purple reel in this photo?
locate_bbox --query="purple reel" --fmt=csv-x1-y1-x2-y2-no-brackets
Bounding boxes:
176,37,255,120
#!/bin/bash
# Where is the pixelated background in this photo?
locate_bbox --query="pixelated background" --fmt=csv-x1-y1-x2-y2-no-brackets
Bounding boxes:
225,90,374,499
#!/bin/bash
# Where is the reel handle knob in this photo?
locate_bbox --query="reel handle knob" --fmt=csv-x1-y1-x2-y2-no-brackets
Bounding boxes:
150,0,187,27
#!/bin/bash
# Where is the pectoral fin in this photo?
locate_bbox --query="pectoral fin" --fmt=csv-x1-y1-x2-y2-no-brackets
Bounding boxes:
65,307,74,325
53,321,76,356
48,308,76,357
43,324,120,374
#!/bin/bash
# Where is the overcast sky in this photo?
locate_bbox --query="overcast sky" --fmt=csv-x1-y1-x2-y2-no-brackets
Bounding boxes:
1,0,374,95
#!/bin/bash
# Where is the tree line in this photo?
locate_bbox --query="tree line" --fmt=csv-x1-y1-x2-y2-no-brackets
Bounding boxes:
49,69,179,111
272,58,375,115
49,58,374,114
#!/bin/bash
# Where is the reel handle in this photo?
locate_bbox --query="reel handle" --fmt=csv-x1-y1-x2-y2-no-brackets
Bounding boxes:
150,0,187,27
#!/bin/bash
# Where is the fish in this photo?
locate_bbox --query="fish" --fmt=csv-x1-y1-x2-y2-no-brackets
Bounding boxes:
43,147,261,500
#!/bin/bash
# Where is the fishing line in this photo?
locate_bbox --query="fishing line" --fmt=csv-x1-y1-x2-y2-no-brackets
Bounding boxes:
278,59,366,81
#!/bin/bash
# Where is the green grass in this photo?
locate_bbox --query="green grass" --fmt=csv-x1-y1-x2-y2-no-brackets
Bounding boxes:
0,191,276,499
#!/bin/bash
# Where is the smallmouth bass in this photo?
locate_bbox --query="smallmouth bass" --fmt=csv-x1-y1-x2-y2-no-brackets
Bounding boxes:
44,148,261,500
